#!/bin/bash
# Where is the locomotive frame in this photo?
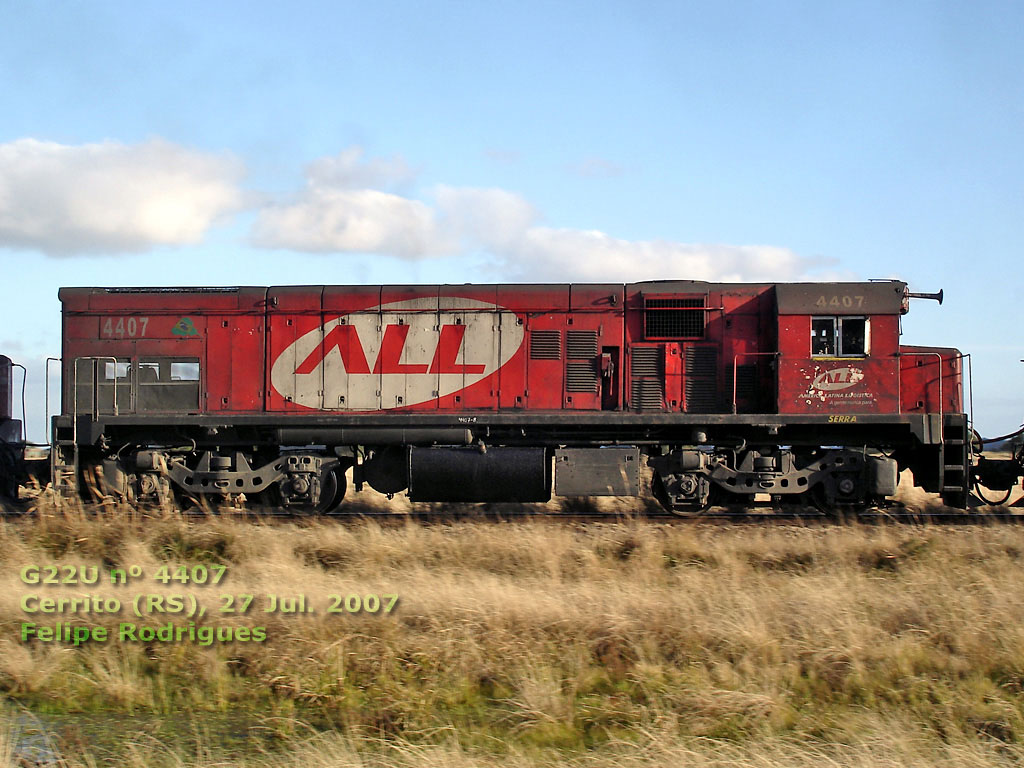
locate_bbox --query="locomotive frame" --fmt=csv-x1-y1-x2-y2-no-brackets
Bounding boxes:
19,278,997,514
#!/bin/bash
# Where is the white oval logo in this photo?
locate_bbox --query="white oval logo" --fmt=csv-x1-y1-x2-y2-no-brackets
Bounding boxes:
810,366,864,392
271,297,524,410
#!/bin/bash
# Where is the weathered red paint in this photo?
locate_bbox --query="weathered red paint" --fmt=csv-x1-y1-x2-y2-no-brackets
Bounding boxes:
57,281,959,421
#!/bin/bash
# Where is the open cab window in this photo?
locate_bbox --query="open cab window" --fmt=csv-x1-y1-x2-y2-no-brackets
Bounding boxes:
811,317,868,357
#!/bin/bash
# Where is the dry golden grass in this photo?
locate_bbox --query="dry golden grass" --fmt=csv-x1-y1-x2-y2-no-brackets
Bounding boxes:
2,496,1024,765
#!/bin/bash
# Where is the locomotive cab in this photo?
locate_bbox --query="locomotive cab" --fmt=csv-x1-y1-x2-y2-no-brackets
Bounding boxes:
775,282,904,416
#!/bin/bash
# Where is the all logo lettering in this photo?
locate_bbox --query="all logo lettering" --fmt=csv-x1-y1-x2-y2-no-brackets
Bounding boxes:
270,297,524,410
810,366,865,392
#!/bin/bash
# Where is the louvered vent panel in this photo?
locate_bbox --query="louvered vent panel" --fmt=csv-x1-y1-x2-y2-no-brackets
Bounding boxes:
631,346,663,377
684,378,718,413
566,330,598,359
735,365,757,400
683,346,719,413
529,330,561,359
630,346,664,410
631,379,665,411
685,346,718,377
566,362,599,393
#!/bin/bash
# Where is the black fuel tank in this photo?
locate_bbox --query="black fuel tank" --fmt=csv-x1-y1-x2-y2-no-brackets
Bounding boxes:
408,447,551,503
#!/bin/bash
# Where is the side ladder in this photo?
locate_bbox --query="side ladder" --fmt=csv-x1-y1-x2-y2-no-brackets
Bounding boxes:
940,413,970,508
49,356,121,503
51,423,79,500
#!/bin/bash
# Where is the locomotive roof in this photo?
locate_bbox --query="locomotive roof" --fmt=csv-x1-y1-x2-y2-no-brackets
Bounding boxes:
58,280,910,315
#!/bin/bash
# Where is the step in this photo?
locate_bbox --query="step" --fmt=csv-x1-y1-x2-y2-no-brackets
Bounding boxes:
942,485,966,493
944,465,965,472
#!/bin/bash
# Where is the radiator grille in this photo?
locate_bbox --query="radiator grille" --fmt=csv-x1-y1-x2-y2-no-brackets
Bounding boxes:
645,297,705,338
566,330,598,359
684,346,719,413
566,361,599,393
529,330,561,359
630,346,664,410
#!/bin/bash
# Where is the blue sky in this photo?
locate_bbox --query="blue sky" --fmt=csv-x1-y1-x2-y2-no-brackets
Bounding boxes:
1,0,1021,440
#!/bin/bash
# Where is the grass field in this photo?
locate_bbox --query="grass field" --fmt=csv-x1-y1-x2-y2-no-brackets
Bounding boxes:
2,489,1024,766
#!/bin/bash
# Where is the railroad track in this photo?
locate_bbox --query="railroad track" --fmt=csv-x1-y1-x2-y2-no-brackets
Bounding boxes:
322,508,1024,525
4,498,1021,524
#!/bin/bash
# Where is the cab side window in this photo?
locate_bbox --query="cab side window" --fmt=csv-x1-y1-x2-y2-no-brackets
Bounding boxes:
811,318,836,355
840,317,866,356
812,317,867,357
136,357,200,411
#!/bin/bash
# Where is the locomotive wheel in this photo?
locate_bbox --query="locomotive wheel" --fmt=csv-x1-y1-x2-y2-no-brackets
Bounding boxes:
972,482,1013,507
322,467,348,514
809,484,868,520
285,464,346,515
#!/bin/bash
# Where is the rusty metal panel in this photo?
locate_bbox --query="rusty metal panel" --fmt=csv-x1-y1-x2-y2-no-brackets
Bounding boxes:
554,447,640,496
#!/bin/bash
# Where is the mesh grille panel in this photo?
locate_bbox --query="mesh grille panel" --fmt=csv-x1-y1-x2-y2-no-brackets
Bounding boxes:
529,330,561,359
566,330,598,358
645,297,705,338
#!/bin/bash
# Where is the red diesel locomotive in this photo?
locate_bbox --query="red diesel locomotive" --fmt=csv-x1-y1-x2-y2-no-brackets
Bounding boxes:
37,279,988,513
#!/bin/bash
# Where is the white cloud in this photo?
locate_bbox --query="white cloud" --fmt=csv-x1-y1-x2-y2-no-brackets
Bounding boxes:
305,147,415,191
434,185,537,252
252,146,827,282
0,138,243,256
497,229,812,282
253,187,450,257
251,148,450,257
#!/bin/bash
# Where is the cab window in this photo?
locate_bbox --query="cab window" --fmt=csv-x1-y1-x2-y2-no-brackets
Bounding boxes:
811,317,867,357
136,357,201,411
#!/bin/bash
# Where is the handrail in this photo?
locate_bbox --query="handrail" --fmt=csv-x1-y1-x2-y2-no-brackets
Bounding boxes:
732,351,780,414
70,357,121,447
